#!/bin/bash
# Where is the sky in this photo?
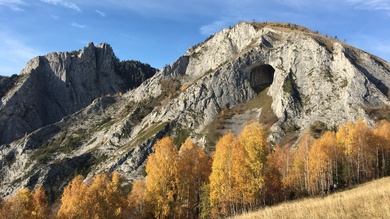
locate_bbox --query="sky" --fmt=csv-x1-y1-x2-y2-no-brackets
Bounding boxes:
0,0,389,76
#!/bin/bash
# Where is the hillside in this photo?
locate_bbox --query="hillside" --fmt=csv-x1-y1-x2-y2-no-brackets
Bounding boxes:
1,21,390,201
233,177,390,219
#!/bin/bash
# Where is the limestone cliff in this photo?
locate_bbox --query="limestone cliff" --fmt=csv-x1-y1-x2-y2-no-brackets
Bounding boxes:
0,42,156,144
1,22,390,201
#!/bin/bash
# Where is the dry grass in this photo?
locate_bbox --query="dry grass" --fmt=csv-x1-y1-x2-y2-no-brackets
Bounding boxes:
232,177,390,219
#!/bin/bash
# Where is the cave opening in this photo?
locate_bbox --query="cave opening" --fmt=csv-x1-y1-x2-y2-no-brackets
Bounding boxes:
250,64,275,93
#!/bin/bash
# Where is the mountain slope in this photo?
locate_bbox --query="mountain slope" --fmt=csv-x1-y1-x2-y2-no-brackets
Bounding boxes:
1,22,390,201
232,177,390,219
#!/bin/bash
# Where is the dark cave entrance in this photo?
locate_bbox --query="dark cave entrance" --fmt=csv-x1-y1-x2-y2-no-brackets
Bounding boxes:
250,64,275,93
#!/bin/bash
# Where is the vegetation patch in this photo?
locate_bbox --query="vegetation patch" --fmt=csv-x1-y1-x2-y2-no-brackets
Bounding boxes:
98,117,114,130
172,127,191,147
324,68,334,83
250,22,314,34
160,79,180,99
309,120,329,138
283,71,301,103
278,130,299,147
340,79,348,88
60,132,88,153
29,131,67,164
122,122,169,152
365,105,390,122
312,35,334,53
114,59,157,90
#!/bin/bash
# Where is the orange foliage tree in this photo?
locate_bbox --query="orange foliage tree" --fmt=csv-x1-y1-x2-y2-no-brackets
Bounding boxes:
308,131,338,194
176,138,211,219
0,187,50,219
264,145,284,204
209,132,236,218
209,122,270,217
127,179,149,219
237,122,269,206
372,120,390,177
336,120,374,185
57,175,88,219
286,132,313,195
145,137,178,219
57,172,126,219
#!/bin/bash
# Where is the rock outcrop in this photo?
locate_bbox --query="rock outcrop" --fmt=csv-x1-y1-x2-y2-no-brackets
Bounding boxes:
0,43,156,144
0,74,18,100
1,22,390,201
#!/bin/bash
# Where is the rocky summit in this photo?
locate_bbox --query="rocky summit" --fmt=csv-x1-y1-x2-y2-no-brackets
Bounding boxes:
0,42,156,145
1,22,389,201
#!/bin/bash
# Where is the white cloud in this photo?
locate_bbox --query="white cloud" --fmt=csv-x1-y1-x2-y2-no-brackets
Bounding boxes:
0,0,27,11
200,20,228,36
0,31,42,75
95,9,106,17
345,0,390,12
348,34,390,63
370,40,390,62
41,0,81,12
51,15,59,20
71,22,86,28
375,43,390,54
78,0,224,19
275,0,311,7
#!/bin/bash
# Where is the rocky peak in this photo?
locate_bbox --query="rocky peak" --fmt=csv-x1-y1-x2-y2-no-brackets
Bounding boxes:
0,43,156,144
151,21,390,144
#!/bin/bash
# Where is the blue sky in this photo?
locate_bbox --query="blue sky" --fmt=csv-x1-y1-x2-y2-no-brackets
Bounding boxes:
0,0,389,76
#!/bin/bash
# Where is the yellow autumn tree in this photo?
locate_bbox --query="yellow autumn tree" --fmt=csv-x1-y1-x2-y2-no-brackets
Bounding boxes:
57,175,89,219
237,122,270,206
336,120,373,185
145,136,178,219
176,138,211,219
58,173,127,219
287,132,313,195
0,197,3,219
84,172,127,218
270,144,293,193
264,145,284,204
372,120,390,177
109,172,127,217
308,131,338,194
209,132,236,218
231,134,250,210
11,188,33,218
0,186,50,219
352,120,375,182
335,123,351,186
128,179,149,219
32,186,51,219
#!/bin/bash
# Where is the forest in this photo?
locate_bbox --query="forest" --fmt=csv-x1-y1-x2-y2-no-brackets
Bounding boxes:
1,119,390,219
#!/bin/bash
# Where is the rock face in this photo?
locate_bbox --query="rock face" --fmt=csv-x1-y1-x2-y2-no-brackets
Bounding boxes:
0,75,18,99
1,22,390,201
0,43,156,144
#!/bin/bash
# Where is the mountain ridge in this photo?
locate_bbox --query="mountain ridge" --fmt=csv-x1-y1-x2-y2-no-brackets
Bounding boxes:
0,42,157,145
1,21,389,201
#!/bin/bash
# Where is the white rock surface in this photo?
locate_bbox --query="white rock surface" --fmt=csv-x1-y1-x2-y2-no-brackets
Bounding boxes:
1,22,390,200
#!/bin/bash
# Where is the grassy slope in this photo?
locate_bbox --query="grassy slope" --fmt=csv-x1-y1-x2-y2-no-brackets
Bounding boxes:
233,177,390,219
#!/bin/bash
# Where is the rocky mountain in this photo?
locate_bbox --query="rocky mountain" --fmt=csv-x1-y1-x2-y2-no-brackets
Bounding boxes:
0,42,156,145
1,22,390,201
